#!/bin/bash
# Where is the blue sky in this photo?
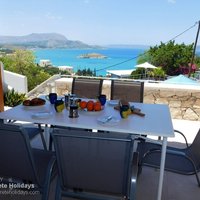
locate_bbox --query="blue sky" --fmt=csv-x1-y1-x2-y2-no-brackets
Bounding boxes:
0,0,199,46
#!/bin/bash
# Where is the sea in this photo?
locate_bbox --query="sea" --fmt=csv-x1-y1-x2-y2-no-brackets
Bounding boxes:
34,48,146,76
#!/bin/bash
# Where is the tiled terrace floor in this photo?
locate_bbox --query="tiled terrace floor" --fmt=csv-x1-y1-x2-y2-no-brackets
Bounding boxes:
0,119,200,200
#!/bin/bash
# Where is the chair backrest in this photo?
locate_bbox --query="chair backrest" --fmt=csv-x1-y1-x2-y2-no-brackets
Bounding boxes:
52,129,134,197
188,129,200,168
111,80,144,102
71,78,103,98
0,123,38,183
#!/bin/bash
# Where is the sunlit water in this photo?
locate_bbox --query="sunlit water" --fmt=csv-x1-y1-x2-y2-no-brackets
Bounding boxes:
34,48,146,76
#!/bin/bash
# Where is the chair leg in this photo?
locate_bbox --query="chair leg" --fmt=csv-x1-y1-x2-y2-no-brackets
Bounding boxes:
194,171,200,187
38,124,47,150
186,156,200,187
129,152,139,200
49,134,53,151
39,131,47,151
56,178,62,200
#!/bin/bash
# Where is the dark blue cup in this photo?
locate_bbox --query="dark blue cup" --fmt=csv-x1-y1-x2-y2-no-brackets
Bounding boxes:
46,93,57,104
98,94,106,106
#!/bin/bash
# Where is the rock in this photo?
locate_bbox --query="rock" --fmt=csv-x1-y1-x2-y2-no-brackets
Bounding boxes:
183,108,199,120
78,53,107,59
175,90,191,97
144,94,155,104
192,92,200,98
193,99,200,109
159,89,175,98
155,98,168,104
170,107,183,119
169,100,181,108
181,99,196,108
193,108,200,118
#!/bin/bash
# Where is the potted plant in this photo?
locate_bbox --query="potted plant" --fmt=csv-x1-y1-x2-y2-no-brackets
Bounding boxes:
4,89,26,107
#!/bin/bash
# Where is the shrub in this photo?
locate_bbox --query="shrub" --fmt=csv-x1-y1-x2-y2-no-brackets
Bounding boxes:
4,89,26,107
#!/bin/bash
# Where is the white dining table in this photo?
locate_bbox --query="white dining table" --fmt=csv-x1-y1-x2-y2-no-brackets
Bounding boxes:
0,100,174,200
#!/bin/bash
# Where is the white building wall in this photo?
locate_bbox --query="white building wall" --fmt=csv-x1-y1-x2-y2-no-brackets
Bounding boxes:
4,70,28,93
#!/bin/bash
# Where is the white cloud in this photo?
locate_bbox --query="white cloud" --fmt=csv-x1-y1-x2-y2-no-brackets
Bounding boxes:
168,0,176,4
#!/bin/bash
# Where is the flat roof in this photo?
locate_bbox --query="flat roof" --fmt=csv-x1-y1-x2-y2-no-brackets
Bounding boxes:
58,66,73,69
107,69,134,76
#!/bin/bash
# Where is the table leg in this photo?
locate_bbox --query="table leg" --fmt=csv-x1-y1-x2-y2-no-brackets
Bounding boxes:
44,124,51,150
157,136,167,200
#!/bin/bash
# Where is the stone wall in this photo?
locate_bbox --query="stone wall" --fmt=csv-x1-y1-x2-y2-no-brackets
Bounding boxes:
34,77,200,121
144,83,200,121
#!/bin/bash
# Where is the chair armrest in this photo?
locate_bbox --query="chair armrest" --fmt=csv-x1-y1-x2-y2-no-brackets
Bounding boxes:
166,149,186,156
142,148,200,186
129,151,139,200
143,148,186,158
135,135,163,145
174,129,189,148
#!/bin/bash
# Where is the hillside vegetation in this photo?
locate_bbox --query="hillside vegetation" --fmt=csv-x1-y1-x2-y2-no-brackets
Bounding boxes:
0,49,71,91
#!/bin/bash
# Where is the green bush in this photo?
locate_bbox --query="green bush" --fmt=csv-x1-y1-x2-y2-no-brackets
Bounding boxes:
131,68,145,79
4,89,26,107
151,67,166,78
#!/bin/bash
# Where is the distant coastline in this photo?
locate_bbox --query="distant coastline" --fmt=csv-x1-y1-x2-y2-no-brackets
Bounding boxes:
0,32,199,51
0,33,101,49
106,44,150,50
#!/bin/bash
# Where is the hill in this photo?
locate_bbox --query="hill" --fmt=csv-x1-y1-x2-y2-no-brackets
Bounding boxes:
0,33,99,49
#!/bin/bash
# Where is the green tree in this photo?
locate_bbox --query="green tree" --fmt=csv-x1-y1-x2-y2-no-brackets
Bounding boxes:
138,41,196,75
0,49,50,91
137,51,150,65
76,68,95,76
42,66,60,75
149,41,193,75
42,66,71,76
194,56,200,69
151,67,166,79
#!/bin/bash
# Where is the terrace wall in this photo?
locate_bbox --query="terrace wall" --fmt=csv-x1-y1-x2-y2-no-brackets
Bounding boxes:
144,83,200,121
28,76,200,121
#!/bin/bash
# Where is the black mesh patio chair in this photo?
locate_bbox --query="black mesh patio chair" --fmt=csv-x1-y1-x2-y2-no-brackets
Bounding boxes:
0,123,56,200
71,77,103,98
51,128,139,200
137,129,200,187
3,121,47,150
111,80,144,102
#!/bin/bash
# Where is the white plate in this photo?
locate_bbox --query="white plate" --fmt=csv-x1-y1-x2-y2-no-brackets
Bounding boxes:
22,105,46,110
108,100,119,106
97,115,120,126
32,112,53,119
